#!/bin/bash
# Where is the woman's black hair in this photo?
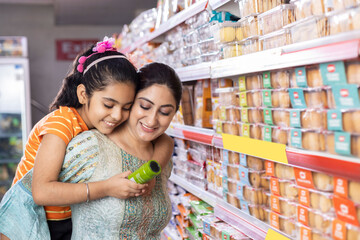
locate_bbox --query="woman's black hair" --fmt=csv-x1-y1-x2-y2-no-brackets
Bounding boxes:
49,45,139,111
138,62,182,111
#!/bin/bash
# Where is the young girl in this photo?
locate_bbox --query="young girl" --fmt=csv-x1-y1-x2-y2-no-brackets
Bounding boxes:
2,37,173,240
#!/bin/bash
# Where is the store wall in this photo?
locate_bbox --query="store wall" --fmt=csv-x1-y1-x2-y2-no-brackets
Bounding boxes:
0,4,121,126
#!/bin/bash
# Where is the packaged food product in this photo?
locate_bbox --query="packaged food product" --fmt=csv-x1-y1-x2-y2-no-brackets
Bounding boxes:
270,177,298,200
305,65,324,88
197,22,213,41
270,70,292,89
226,107,241,122
194,79,212,128
261,174,270,190
345,60,360,85
228,151,240,165
326,88,336,109
198,38,219,55
243,185,267,205
346,223,360,240
329,109,360,133
272,109,291,128
238,0,261,18
271,126,289,145
325,131,360,158
328,8,354,35
267,209,297,237
259,28,292,50
213,21,242,43
240,14,261,38
227,178,238,194
288,15,329,44
269,194,297,217
227,164,240,180
274,163,295,180
240,90,263,107
297,205,334,234
222,122,241,136
295,109,327,130
227,192,241,208
289,129,326,152
333,0,360,11
295,223,333,240
269,89,291,108
349,180,360,204
246,155,264,171
242,36,262,54
297,185,334,213
247,108,264,123
181,85,195,125
259,4,296,35
293,0,312,21
217,87,239,106
223,42,243,58
303,88,328,108
246,74,263,90
312,171,334,192
249,123,262,140
239,166,265,188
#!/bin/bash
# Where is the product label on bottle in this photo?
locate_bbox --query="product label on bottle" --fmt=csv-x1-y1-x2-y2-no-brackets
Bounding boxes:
270,177,280,196
295,67,308,87
242,123,250,137
320,61,347,86
294,168,315,189
238,166,250,185
334,177,348,199
297,205,309,227
334,132,351,156
263,90,272,107
265,161,275,176
298,187,310,207
240,153,247,166
240,199,250,214
333,195,359,226
333,219,347,240
300,225,312,240
327,109,343,131
238,76,246,91
290,129,302,149
289,109,302,128
270,195,281,213
237,182,245,200
263,71,272,88
264,126,272,142
239,92,248,107
332,84,360,109
264,108,274,125
241,108,249,123
289,88,307,108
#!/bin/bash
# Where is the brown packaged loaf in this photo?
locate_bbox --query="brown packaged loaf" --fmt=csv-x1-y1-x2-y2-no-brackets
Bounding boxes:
229,151,240,165
343,110,360,133
227,165,240,180
250,172,262,188
279,181,298,200
251,91,263,107
273,110,290,128
347,226,360,240
306,66,323,87
301,110,327,129
250,124,262,140
223,123,240,135
351,135,360,158
326,88,336,109
248,108,263,123
349,181,360,203
304,90,328,108
279,217,296,236
260,173,270,190
227,193,240,208
272,90,291,108
275,163,295,180
271,71,290,88
325,132,336,154
247,156,264,170
227,180,237,194
309,191,333,213
272,127,288,145
302,132,326,151
311,0,325,17
226,108,241,122
313,172,333,191
181,86,194,125
279,198,296,217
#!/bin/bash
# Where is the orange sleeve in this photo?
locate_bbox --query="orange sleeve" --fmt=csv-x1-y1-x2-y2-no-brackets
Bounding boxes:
38,113,75,145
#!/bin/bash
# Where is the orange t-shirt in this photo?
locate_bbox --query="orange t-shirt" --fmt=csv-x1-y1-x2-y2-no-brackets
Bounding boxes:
13,106,88,220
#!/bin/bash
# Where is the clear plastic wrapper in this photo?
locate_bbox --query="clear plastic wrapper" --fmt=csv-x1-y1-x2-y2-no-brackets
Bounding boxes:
289,129,326,152
201,52,221,63
174,166,187,178
227,164,240,180
294,109,327,130
243,185,268,205
188,148,207,164
222,121,241,136
238,0,262,18
173,155,188,169
247,123,262,140
292,0,333,21
186,172,207,190
295,223,332,240
295,185,334,213
303,87,328,108
346,223,360,240
248,204,269,221
226,107,241,122
246,107,264,124
239,90,263,107
245,155,265,171
239,167,266,188
182,56,202,66
296,204,334,234
325,131,360,158
227,178,238,195
242,36,262,54
198,38,218,54
260,28,292,50
259,4,296,35
222,42,243,58
239,14,261,39
270,177,298,200
261,174,271,190
265,108,291,128
287,15,329,44
346,60,360,85
267,192,297,217
226,150,240,165
290,65,323,88
261,125,289,145
217,87,239,106
333,0,360,11
312,171,334,192
212,21,243,43
227,192,241,208
265,209,297,237
274,162,295,180
174,146,188,160
245,74,263,90
197,22,213,41
184,29,199,46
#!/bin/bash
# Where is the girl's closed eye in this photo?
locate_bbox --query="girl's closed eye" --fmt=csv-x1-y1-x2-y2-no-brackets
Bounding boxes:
160,111,171,116
104,104,114,109
140,104,151,110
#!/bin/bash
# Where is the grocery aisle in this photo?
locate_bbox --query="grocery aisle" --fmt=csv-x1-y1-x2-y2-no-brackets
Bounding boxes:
117,0,360,239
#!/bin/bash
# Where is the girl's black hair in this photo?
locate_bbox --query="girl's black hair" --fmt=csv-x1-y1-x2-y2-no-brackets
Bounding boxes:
49,45,139,111
138,62,182,111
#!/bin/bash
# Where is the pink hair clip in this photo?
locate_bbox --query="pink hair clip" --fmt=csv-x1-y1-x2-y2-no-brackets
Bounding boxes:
77,36,117,73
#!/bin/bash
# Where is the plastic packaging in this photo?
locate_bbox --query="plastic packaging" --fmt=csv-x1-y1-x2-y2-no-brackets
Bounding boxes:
260,28,292,50
258,4,296,35
128,160,161,183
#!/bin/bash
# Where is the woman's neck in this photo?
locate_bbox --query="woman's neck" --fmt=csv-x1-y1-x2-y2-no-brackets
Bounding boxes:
108,124,153,161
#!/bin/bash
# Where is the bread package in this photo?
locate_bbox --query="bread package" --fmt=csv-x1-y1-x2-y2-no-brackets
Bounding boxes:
247,155,264,171
227,193,240,208
313,172,334,192
302,131,326,152
273,109,290,128
271,70,291,88
351,135,360,158
304,88,328,109
227,165,240,181
272,127,288,145
248,108,263,123
275,163,295,180
250,124,262,140
300,109,327,130
349,180,360,204
272,90,291,108
228,151,240,165
181,85,194,125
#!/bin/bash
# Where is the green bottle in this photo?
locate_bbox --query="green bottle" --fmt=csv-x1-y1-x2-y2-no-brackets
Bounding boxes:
128,160,161,184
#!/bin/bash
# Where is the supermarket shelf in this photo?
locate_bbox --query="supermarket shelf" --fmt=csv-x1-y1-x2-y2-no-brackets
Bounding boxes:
120,0,209,54
286,148,360,182
208,0,232,10
169,174,218,207
167,124,215,145
175,62,211,82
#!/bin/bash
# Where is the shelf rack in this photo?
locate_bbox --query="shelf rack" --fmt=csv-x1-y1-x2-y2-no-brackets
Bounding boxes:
169,174,291,240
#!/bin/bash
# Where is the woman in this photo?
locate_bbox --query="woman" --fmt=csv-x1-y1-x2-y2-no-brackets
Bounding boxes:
0,62,181,240
64,62,182,239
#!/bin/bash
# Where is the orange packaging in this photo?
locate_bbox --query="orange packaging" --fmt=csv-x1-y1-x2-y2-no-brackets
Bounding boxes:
176,214,190,228
270,177,280,196
194,79,212,128
300,225,313,240
270,195,281,213
334,177,348,199
270,212,280,229
333,195,359,226
298,187,311,207
294,168,315,189
219,78,234,88
265,161,275,176
297,205,310,226
177,204,191,219
333,218,347,240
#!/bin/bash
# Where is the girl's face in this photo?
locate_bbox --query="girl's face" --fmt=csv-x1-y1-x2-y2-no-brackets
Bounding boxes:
77,82,136,134
129,84,177,142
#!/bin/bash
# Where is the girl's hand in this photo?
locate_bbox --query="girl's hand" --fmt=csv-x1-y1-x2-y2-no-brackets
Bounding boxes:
105,171,148,199
141,178,156,196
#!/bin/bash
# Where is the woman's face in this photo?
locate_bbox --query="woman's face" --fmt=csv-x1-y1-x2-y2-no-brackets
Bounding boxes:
129,84,177,142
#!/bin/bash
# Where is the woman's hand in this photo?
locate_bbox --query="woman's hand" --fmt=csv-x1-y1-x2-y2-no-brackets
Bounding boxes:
105,171,148,199
141,178,156,196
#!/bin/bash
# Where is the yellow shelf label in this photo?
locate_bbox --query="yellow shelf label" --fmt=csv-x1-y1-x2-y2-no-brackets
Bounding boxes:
222,134,288,164
265,229,290,240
